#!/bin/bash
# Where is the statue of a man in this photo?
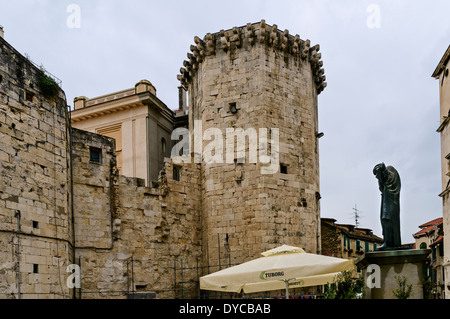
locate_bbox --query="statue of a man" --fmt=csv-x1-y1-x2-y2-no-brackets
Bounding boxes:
373,163,401,250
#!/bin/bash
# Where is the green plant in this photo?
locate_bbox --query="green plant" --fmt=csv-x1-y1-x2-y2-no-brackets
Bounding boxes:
422,277,437,299
323,270,364,299
37,66,59,99
392,275,412,299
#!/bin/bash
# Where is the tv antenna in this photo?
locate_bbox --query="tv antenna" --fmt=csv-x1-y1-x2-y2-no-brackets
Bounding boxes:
353,204,362,227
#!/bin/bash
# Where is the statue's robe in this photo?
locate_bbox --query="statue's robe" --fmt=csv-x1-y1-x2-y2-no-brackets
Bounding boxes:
378,165,401,249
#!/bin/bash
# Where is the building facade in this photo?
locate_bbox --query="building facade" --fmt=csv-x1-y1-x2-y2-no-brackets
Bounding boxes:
71,80,178,186
432,45,450,298
321,218,383,260
413,217,444,298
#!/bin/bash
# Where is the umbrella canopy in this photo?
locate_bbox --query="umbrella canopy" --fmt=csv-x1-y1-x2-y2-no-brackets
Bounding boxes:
200,245,355,294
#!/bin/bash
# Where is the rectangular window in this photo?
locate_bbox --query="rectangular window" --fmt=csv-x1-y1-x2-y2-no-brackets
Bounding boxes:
32,221,39,229
173,166,181,181
33,264,39,274
280,164,288,174
89,147,102,164
97,125,122,174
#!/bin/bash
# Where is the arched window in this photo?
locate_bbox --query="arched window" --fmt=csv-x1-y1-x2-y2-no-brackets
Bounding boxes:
420,242,427,249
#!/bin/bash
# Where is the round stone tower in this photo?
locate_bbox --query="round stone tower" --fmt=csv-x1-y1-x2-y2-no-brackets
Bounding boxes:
178,20,327,266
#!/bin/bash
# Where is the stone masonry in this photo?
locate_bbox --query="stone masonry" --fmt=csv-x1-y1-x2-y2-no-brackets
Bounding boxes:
72,128,202,298
178,20,326,266
0,20,326,298
0,35,73,298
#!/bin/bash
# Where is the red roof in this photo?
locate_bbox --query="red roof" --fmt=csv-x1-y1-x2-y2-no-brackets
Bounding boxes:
418,217,443,229
413,217,443,238
430,235,443,247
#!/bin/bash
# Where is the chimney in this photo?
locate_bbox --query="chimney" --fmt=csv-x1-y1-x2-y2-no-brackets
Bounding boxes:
0,26,4,39
178,86,187,112
73,96,87,110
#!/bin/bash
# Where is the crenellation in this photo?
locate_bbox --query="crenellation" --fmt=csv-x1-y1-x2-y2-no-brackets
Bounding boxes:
178,21,326,94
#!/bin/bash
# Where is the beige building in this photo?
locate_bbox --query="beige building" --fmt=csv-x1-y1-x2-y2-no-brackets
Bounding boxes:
433,44,450,298
70,80,182,186
413,218,444,298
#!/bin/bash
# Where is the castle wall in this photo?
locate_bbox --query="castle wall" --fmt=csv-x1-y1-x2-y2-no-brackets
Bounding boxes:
1,20,326,299
72,127,202,298
0,36,73,298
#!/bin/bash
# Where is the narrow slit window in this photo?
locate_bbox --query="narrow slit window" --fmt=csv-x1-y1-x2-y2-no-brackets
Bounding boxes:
173,166,181,181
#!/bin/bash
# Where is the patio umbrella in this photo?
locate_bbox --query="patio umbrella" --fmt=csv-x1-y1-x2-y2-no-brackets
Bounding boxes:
200,245,355,298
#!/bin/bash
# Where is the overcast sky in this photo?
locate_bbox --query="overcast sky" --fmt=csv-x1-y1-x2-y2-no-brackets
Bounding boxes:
1,0,448,244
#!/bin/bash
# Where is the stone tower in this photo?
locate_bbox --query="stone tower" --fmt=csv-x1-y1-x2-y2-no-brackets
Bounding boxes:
178,20,327,266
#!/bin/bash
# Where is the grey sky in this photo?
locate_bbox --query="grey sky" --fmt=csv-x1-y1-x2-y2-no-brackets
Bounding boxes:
0,0,448,244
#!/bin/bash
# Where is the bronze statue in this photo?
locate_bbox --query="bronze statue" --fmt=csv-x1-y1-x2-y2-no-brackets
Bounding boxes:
373,163,401,250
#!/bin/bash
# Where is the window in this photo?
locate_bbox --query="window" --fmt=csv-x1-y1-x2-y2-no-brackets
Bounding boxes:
97,125,122,174
229,102,238,114
280,164,288,174
32,221,39,229
420,242,427,249
25,91,34,102
89,147,102,164
33,264,39,274
173,166,181,181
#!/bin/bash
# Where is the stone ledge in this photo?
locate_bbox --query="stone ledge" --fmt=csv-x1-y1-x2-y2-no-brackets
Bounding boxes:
356,249,431,268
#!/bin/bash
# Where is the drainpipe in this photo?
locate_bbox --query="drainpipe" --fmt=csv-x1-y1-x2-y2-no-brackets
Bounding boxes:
14,210,21,299
68,105,76,299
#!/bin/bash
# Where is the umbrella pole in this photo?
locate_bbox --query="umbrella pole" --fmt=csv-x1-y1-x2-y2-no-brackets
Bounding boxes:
285,280,289,299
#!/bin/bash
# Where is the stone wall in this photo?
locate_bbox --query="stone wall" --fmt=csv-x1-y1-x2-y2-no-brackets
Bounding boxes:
0,20,327,299
0,36,73,298
72,127,202,298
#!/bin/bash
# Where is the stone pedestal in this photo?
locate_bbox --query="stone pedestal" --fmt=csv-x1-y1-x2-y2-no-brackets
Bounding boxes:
356,249,430,299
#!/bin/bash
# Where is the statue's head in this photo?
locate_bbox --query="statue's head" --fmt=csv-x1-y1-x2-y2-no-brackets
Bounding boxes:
373,163,386,177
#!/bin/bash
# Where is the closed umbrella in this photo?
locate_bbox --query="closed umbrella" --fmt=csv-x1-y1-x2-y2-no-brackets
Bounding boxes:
200,245,354,298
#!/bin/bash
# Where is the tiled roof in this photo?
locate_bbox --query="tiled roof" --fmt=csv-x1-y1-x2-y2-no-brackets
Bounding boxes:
418,217,443,229
430,235,443,247
413,217,443,237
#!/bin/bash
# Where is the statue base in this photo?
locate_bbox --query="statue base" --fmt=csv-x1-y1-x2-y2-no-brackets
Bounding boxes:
355,249,430,299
